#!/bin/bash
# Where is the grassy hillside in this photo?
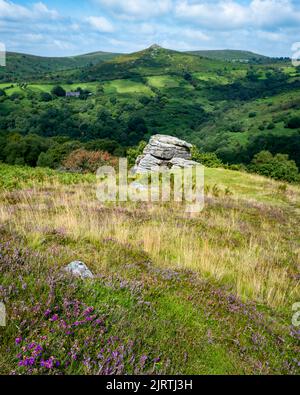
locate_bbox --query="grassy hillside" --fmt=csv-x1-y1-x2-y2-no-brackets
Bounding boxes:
0,163,299,375
0,51,120,82
186,49,269,63
73,45,243,82
196,89,300,166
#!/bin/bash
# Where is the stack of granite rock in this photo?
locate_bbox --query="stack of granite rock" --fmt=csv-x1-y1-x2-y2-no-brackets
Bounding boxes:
133,135,198,174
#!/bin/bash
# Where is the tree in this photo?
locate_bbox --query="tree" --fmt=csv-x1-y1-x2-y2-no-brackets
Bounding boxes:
249,151,299,183
247,133,300,168
40,92,52,102
84,139,123,156
286,116,300,129
127,117,148,145
4,134,51,167
51,86,66,97
246,68,260,82
0,89,6,97
37,140,82,169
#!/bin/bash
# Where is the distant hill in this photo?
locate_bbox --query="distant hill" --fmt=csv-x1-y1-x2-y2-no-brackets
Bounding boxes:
186,49,269,63
74,45,234,82
0,51,120,82
0,47,277,83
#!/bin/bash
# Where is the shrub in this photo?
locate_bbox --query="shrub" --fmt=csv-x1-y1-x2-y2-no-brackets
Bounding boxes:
249,150,300,183
85,139,124,156
249,112,257,118
10,92,23,101
227,164,247,172
63,149,117,173
229,123,244,133
267,123,275,130
127,141,147,168
40,92,52,102
285,116,300,129
191,147,223,168
51,86,66,98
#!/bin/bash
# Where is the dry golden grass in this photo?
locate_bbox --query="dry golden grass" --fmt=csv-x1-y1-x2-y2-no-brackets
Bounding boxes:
1,169,299,309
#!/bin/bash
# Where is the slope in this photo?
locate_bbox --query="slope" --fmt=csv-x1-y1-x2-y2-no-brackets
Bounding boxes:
186,49,270,63
0,51,120,82
0,163,299,374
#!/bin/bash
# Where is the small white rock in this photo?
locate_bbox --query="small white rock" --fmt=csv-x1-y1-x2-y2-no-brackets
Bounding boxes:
65,261,94,279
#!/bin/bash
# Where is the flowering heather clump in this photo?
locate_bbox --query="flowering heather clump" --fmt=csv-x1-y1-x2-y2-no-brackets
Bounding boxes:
0,237,159,375
13,299,152,375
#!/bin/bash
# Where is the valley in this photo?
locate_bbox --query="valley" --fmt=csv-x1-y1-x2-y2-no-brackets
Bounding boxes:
0,45,299,176
0,44,299,376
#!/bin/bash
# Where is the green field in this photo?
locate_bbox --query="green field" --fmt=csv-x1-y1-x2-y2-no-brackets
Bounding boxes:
0,82,100,95
103,79,154,95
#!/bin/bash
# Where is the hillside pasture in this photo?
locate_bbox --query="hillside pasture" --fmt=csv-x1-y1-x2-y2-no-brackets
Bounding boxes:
0,164,299,375
103,79,154,95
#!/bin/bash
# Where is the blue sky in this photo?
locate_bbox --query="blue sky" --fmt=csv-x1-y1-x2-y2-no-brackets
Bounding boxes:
0,0,299,57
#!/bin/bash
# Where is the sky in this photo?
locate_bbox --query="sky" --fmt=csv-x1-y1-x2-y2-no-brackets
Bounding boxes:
0,0,299,57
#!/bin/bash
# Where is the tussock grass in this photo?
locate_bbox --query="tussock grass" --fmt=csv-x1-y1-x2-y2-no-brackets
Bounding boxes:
1,164,300,374
1,165,299,308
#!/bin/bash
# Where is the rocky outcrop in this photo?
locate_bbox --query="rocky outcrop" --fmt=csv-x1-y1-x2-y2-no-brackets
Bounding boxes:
134,135,198,173
170,157,199,169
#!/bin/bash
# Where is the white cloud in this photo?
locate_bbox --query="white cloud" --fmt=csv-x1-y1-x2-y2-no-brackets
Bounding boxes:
23,33,44,43
53,39,75,50
257,30,285,42
96,0,172,19
181,28,210,42
86,16,115,32
32,2,59,19
175,0,300,29
0,0,299,58
0,0,59,20
0,0,30,19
